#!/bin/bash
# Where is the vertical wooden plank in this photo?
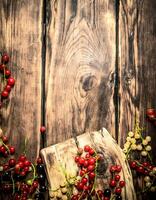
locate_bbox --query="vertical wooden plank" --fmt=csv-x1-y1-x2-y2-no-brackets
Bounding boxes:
118,0,156,148
0,0,43,160
45,0,116,145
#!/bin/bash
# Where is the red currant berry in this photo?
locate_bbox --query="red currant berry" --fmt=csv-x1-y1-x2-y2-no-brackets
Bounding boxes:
89,148,95,155
89,172,95,180
116,165,122,172
40,126,46,133
18,155,26,162
79,157,85,165
9,158,16,167
79,170,86,176
1,53,9,63
97,190,104,197
87,165,95,171
84,145,91,152
137,166,144,174
0,64,5,72
5,69,11,78
142,162,149,167
115,174,121,181
75,156,80,162
81,177,88,185
76,182,84,190
9,146,15,155
119,180,125,187
1,90,9,98
110,165,116,173
146,108,156,116
109,180,116,187
85,153,90,159
37,157,43,164
115,187,122,195
32,180,39,189
88,158,96,165
24,160,31,167
2,135,8,143
5,85,11,92
83,160,89,167
7,77,15,87
83,185,89,191
129,161,137,169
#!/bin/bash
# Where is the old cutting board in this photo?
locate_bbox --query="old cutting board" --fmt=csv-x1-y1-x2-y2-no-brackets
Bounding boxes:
41,128,136,200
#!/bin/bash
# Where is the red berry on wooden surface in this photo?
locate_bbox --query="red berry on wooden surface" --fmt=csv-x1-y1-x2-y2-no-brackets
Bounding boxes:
1,90,9,98
119,180,125,187
115,174,121,181
1,53,9,63
89,148,95,155
5,85,12,92
87,164,95,171
109,179,116,187
116,165,122,172
40,126,46,133
9,158,16,167
7,77,15,86
5,69,11,78
115,187,122,195
84,145,91,152
110,165,116,173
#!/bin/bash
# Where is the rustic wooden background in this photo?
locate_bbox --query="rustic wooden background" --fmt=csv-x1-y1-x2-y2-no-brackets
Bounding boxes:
0,0,155,199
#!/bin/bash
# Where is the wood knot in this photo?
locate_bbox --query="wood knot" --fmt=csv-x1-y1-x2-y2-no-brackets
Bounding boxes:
80,75,97,92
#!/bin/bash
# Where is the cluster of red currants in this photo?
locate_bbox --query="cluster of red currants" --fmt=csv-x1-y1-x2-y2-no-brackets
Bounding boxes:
146,108,156,126
0,130,46,200
0,53,15,107
72,145,125,200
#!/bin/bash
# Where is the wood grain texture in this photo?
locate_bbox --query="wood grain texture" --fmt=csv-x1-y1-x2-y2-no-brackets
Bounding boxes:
45,0,116,145
118,0,156,148
41,128,136,200
0,0,43,161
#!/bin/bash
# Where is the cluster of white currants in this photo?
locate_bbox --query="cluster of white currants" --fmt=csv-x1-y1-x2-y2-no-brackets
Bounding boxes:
123,131,152,157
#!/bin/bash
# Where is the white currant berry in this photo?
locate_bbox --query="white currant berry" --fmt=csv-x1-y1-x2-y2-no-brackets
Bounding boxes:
128,131,134,137
146,136,151,142
149,171,154,177
150,186,156,192
134,134,141,139
50,192,55,198
62,195,68,200
152,167,156,173
0,166,3,171
142,140,148,146
141,151,147,157
144,176,151,182
126,137,131,142
146,182,152,188
131,144,137,150
146,145,152,151
124,142,130,148
137,144,143,151
61,187,67,194
130,138,136,144
56,191,62,198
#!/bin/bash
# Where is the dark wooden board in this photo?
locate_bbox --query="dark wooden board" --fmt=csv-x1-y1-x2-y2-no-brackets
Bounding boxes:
45,0,116,146
118,0,156,148
0,0,43,161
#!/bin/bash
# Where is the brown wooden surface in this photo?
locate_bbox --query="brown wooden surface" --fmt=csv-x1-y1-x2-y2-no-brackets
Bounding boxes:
45,0,116,146
118,0,156,149
0,0,43,161
41,128,136,200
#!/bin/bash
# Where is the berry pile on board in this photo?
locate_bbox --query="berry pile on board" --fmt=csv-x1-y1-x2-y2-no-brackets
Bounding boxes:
50,145,126,200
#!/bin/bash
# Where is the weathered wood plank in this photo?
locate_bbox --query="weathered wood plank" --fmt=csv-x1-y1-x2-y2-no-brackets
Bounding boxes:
45,0,116,145
41,128,136,200
0,0,43,161
118,0,156,148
